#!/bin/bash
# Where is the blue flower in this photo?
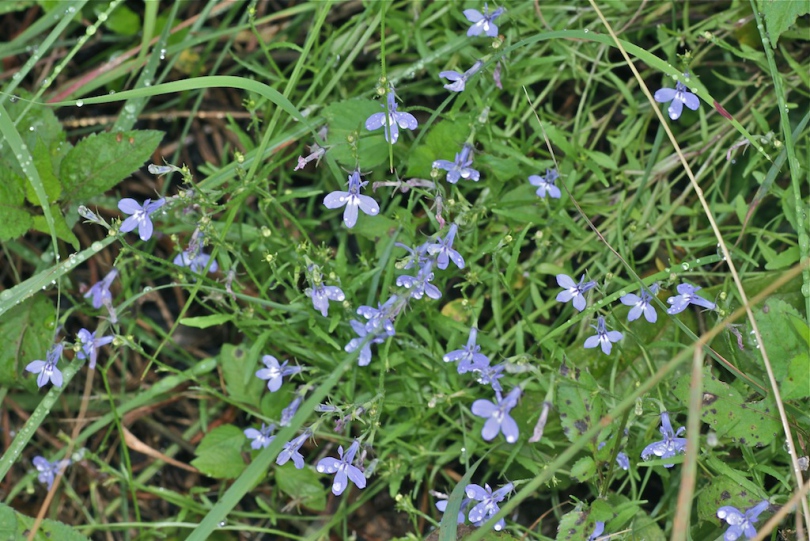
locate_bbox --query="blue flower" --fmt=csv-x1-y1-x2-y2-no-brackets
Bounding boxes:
308,283,345,317
25,343,64,388
316,439,366,496
465,482,512,531
173,250,218,274
443,327,490,374
281,394,303,426
32,456,70,489
463,3,505,37
471,387,521,443
717,500,769,541
396,261,442,300
641,412,687,468
666,283,716,314
323,170,380,228
396,241,431,270
584,316,623,355
255,355,301,392
76,328,114,370
84,269,118,323
357,295,399,336
439,60,483,92
277,430,311,469
654,80,700,120
365,89,418,144
474,363,504,393
433,143,480,184
427,223,465,270
620,283,659,322
528,168,561,199
244,423,276,450
616,452,630,471
345,320,380,367
588,521,606,541
118,197,165,241
436,496,471,524
555,274,597,312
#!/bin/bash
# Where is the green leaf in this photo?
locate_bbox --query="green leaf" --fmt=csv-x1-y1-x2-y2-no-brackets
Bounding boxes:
557,364,603,447
556,503,598,541
0,169,33,241
191,425,248,479
26,136,62,205
0,295,56,388
100,3,141,35
59,130,164,203
763,245,800,270
220,344,264,404
0,502,91,541
754,298,806,380
275,464,327,511
406,118,469,179
571,456,596,482
782,352,810,400
32,203,79,250
759,0,810,47
696,473,768,523
672,367,781,447
322,99,391,170
179,314,235,328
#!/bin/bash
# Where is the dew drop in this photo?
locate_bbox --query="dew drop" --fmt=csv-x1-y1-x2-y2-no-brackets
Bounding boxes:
681,263,689,270
76,100,84,107
91,241,103,251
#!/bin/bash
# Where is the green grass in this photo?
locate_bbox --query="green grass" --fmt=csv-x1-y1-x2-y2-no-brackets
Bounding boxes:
1,1,808,540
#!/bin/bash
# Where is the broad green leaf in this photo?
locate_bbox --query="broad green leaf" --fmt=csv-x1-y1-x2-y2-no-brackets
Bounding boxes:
571,456,596,482
759,0,810,47
0,502,91,541
25,136,62,205
557,364,603,447
220,344,263,405
782,352,810,400
322,98,390,170
190,424,248,479
754,298,806,380
0,295,56,388
275,464,327,511
100,3,141,35
59,130,164,203
406,118,469,179
0,170,33,241
556,503,599,541
32,203,80,250
696,473,769,523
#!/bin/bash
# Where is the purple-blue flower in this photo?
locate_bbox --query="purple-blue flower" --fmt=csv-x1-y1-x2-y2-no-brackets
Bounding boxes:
308,283,345,317
323,170,380,228
616,452,630,471
345,320,381,367
666,283,716,314
436,496,470,524
32,456,70,489
433,143,480,184
427,223,465,270
25,343,64,388
584,316,623,355
717,500,769,541
465,482,512,531
443,327,490,374
528,168,561,199
277,430,311,469
475,363,504,393
244,423,276,450
463,3,505,37
471,386,521,443
641,412,687,468
397,241,431,270
365,89,418,144
588,521,606,541
396,261,442,300
76,328,114,370
255,355,301,392
620,283,659,323
357,295,399,336
316,439,366,496
281,394,303,426
439,60,483,92
173,250,218,274
118,197,165,241
294,142,325,171
555,274,597,312
84,268,118,315
654,80,700,120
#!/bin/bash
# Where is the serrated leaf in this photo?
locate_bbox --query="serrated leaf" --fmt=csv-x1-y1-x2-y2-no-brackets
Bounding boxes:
322,99,391,170
220,344,263,404
759,0,810,47
0,295,56,388
59,130,164,202
32,203,79,250
557,364,603,446
26,136,62,205
754,298,806,380
0,169,33,241
190,424,247,479
571,456,596,482
556,503,598,541
782,352,810,400
275,464,327,511
0,502,91,541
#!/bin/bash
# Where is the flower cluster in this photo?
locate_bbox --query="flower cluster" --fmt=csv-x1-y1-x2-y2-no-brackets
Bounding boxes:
436,482,512,531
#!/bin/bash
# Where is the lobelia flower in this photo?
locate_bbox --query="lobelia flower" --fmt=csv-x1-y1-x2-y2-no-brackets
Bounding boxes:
439,60,484,92
255,355,302,392
443,327,490,374
717,500,769,541
294,142,326,171
666,283,716,314
32,456,70,490
465,482,512,531
641,412,687,468
433,143,480,184
528,401,552,443
588,521,606,541
654,80,700,121
84,268,118,322
396,260,442,300
493,61,503,89
25,343,64,388
584,316,623,355
616,452,630,471
471,386,521,443
436,496,471,524
173,250,218,274
364,89,418,144
345,319,387,366
244,423,276,450
556,274,597,312
323,170,380,228
620,283,659,323
427,223,465,270
463,3,505,37
528,168,561,199
475,363,504,393
357,295,399,336
280,394,303,426
308,283,345,317
396,240,432,270
76,328,114,370
316,439,367,496
118,197,165,241
277,430,311,469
